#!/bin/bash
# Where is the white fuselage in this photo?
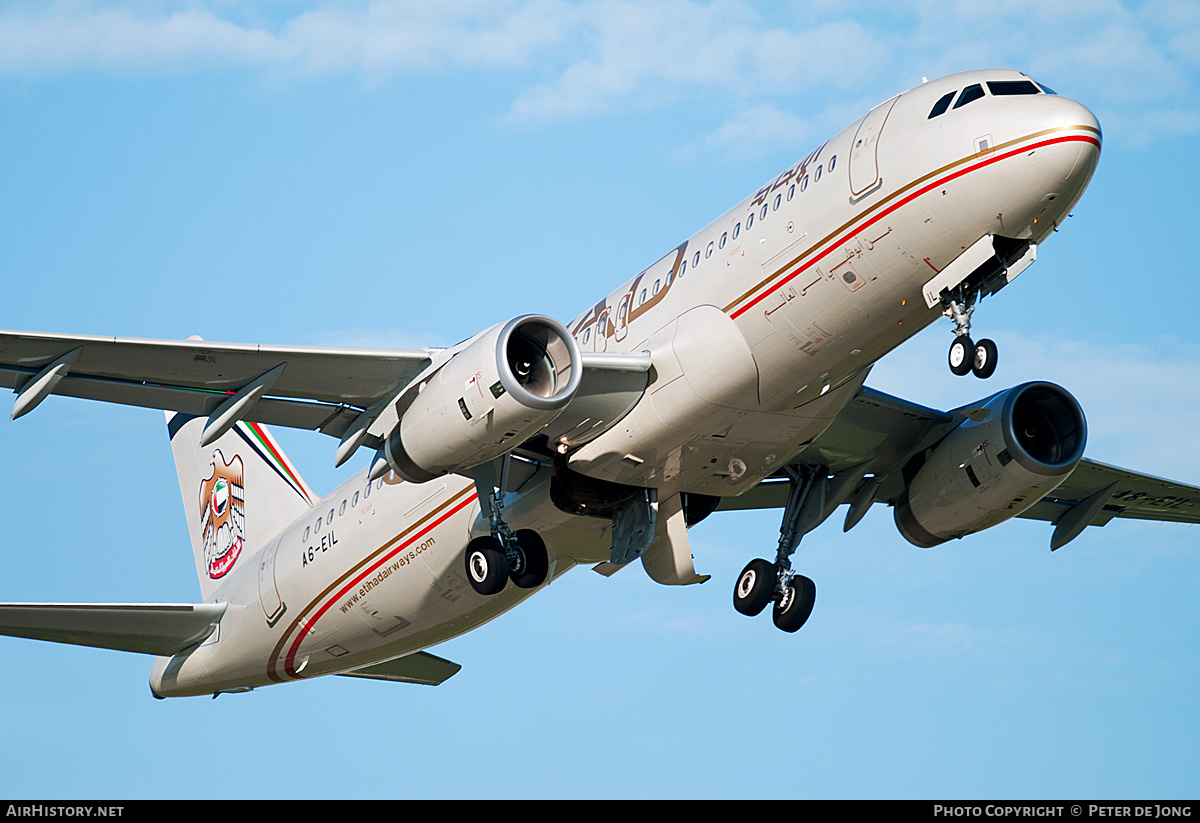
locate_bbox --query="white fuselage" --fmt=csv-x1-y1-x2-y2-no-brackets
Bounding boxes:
151,69,1101,697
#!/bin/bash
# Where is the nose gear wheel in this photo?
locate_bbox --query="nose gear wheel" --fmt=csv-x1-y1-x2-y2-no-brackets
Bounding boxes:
943,286,998,379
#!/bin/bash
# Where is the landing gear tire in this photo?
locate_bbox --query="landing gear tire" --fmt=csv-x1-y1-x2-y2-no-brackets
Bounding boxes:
972,338,998,379
948,335,974,376
465,536,508,596
733,558,776,617
772,575,816,633
510,529,549,589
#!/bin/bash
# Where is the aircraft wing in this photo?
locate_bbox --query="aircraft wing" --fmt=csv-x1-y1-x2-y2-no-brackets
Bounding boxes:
0,602,227,656
0,330,437,438
1015,460,1200,526
717,385,1200,545
0,329,651,455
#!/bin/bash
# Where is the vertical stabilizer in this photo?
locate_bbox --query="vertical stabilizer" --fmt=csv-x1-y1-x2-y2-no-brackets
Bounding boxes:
167,413,315,601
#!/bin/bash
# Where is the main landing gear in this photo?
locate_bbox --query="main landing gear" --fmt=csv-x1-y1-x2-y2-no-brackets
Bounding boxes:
464,457,549,596
733,466,820,633
943,287,997,379
464,529,548,595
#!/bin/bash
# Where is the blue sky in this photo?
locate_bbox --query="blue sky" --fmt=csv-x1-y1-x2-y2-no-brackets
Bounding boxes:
1,0,1199,799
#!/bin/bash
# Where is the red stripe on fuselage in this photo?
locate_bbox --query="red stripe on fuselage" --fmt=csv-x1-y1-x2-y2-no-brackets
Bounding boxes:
281,491,478,679
729,133,1100,320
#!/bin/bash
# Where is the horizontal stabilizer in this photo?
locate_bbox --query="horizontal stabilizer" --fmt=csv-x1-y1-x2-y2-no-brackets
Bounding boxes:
0,602,226,656
336,651,461,686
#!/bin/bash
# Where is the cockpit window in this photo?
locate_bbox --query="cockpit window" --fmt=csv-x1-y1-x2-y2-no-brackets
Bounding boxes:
928,91,955,119
987,80,1040,96
953,84,985,109
1036,82,1056,95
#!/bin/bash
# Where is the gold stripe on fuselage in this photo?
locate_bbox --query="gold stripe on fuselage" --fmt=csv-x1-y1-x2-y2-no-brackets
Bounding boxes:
722,124,1102,316
266,481,476,681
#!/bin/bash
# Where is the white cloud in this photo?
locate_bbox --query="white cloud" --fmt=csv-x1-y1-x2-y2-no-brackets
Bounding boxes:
675,102,814,163
0,0,1195,142
0,4,283,71
505,5,888,122
0,0,571,76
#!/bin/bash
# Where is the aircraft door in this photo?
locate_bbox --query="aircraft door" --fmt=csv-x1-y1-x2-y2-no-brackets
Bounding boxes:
849,96,898,201
258,535,286,627
614,294,630,343
594,308,609,352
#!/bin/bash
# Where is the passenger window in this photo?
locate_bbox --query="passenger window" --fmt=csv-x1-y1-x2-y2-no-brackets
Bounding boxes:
638,289,646,305
339,500,346,516
303,526,310,541
746,212,754,230
352,491,359,507
719,232,727,249
800,174,808,192
327,508,335,522
928,91,955,118
733,222,741,239
987,80,1039,96
828,155,836,171
653,279,660,295
815,165,822,182
759,204,768,220
787,184,794,201
953,84,985,109
706,241,713,258
693,251,700,267
314,517,322,533
680,259,687,277
364,482,371,499
773,194,781,211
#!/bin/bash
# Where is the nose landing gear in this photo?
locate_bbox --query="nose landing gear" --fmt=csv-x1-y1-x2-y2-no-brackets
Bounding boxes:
943,287,997,379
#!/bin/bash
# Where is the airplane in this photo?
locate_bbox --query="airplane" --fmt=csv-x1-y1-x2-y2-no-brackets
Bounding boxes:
1,67,1198,698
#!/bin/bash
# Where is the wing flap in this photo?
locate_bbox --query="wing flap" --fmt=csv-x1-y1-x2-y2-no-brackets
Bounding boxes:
0,602,227,656
336,651,462,686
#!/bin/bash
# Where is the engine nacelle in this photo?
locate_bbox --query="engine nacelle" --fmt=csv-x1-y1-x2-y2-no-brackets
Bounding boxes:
895,382,1086,547
383,315,582,482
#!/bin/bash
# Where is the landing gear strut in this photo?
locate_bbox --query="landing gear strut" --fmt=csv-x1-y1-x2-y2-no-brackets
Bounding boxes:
733,465,820,633
943,287,997,379
464,457,549,596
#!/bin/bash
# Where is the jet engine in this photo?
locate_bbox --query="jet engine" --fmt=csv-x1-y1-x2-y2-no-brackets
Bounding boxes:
894,382,1086,547
382,315,582,482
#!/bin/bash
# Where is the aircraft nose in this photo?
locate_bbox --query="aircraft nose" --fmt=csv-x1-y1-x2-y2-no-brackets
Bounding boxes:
1029,95,1101,187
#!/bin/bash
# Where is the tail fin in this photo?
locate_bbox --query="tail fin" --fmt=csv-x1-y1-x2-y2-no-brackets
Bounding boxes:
167,413,315,600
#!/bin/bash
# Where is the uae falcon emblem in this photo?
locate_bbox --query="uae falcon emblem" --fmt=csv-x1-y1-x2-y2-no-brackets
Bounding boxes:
199,449,246,579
